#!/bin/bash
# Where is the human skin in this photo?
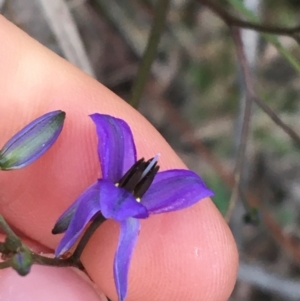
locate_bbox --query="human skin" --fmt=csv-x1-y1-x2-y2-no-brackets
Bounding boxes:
0,16,238,301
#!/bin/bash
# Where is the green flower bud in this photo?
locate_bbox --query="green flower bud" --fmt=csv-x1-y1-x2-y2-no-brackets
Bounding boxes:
0,111,65,170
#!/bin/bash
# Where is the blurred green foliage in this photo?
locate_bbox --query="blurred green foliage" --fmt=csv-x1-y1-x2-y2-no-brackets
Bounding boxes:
205,175,231,214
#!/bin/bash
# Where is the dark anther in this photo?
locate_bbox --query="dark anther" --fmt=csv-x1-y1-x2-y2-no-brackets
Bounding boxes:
118,157,160,198
118,158,145,189
134,165,159,198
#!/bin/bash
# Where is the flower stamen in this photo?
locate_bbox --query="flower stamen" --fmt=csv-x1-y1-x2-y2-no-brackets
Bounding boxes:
117,158,145,190
140,154,160,180
134,158,159,199
117,156,160,199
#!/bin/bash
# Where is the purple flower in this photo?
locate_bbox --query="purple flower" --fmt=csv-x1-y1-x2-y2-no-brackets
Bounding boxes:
53,114,213,301
0,110,65,170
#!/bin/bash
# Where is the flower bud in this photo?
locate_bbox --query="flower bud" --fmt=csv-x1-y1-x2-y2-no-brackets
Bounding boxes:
0,110,65,170
11,249,33,276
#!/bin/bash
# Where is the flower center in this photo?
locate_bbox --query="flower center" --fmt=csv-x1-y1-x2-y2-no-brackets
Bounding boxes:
117,156,160,200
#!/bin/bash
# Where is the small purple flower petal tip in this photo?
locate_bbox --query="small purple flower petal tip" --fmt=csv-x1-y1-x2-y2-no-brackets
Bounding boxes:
0,110,65,170
54,113,214,301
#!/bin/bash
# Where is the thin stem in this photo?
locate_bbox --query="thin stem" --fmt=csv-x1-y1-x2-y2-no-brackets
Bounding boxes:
0,215,23,253
200,0,300,37
129,0,170,109
32,253,83,269
0,215,82,269
227,24,300,148
0,215,19,240
252,96,300,147
0,259,12,269
72,214,107,260
226,27,254,222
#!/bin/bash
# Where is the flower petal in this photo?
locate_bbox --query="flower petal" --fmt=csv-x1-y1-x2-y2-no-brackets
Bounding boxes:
52,182,100,234
99,179,148,221
55,184,101,257
90,114,136,183
141,169,214,214
114,218,140,301
0,111,65,170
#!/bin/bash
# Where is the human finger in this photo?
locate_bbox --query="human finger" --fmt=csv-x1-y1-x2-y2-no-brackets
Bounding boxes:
0,16,238,301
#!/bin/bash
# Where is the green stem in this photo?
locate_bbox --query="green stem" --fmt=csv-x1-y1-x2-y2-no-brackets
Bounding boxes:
32,253,83,269
0,259,12,269
0,215,82,270
0,215,22,253
0,215,19,240
129,0,170,109
31,214,106,268
0,208,104,270
30,214,107,268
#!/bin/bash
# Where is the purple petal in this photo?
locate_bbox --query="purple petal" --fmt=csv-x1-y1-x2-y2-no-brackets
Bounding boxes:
114,218,140,301
99,179,148,221
0,111,65,170
141,169,214,214
90,114,136,183
55,184,101,257
52,182,100,234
